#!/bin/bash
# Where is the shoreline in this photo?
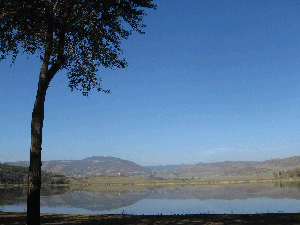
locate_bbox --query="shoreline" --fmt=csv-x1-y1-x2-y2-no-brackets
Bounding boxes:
1,212,300,224
1,178,299,189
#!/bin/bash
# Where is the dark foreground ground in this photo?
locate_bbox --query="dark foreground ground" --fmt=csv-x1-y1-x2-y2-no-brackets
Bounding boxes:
1,212,300,225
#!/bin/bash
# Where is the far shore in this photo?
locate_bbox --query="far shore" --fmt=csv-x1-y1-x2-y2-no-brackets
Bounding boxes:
1,212,300,225
1,177,300,189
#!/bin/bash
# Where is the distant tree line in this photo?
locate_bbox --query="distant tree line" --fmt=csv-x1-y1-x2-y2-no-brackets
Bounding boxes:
0,163,69,185
274,167,300,179
273,181,300,190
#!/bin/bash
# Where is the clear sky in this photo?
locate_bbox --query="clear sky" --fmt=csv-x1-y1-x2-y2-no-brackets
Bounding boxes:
1,0,300,166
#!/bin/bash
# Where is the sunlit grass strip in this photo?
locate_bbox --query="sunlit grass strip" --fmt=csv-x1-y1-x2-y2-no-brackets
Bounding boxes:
69,177,300,188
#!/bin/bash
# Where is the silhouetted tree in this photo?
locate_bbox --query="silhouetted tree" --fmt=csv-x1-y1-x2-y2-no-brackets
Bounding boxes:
0,1,155,224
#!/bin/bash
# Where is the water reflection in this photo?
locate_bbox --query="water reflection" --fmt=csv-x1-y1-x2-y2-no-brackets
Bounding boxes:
0,186,70,204
1,182,300,214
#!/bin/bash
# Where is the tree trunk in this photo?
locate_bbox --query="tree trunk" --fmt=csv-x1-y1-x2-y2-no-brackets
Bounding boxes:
26,4,66,223
27,76,48,224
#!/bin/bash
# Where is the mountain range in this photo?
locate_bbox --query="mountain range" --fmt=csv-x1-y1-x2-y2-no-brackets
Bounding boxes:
6,156,151,177
174,156,300,174
6,156,300,179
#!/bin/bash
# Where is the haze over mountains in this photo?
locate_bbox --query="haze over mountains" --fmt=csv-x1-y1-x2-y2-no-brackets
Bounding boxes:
6,156,300,179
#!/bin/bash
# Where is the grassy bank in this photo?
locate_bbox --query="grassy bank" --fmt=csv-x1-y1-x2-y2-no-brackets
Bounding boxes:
2,175,300,190
70,175,300,186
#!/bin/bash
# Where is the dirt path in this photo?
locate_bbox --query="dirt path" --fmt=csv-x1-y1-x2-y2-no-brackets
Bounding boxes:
1,212,300,225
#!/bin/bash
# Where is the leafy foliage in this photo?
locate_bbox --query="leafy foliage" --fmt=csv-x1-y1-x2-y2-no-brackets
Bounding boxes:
0,0,156,95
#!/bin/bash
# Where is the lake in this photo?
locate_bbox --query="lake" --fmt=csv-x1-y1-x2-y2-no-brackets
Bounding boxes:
1,182,300,215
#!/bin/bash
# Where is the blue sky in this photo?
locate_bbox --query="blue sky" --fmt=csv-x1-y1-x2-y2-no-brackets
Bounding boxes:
1,0,300,166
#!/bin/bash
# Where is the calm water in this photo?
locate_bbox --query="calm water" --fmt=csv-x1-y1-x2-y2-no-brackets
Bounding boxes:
1,182,300,215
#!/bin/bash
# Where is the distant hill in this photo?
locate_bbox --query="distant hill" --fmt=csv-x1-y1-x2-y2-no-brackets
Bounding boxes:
256,156,300,170
0,163,28,184
170,156,300,180
0,163,69,185
6,156,300,180
145,165,181,171
174,156,300,173
7,156,151,177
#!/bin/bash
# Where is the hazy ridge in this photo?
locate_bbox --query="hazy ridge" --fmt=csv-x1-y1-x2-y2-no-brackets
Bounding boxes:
5,156,300,179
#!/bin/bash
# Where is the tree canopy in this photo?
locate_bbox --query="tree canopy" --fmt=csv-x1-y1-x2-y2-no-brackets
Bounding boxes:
1,1,156,223
0,0,156,95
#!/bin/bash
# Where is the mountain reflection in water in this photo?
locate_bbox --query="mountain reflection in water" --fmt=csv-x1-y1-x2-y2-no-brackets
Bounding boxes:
1,182,300,214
